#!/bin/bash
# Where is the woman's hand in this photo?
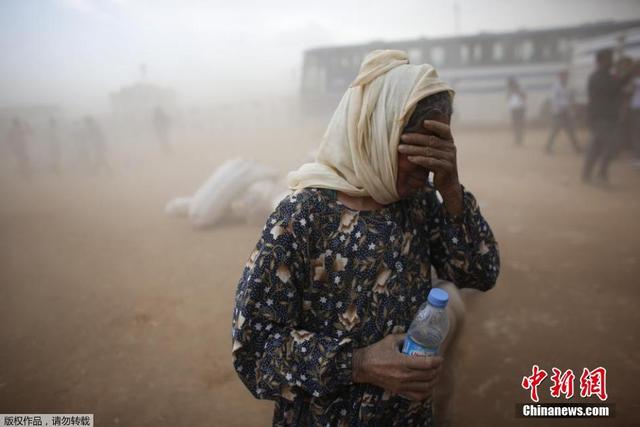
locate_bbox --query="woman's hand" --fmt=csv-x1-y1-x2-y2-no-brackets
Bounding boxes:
352,333,442,401
399,120,463,215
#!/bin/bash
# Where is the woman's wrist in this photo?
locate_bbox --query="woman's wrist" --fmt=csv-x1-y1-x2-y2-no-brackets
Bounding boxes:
352,348,367,383
440,183,464,217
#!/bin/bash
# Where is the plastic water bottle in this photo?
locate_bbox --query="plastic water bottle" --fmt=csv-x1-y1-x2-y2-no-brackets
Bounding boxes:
402,288,450,356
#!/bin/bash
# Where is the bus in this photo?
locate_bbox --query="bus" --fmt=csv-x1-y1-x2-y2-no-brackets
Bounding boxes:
300,20,640,126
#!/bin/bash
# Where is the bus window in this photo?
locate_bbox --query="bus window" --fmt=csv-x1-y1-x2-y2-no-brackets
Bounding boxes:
460,44,470,64
431,46,446,66
557,37,570,54
473,44,482,62
302,65,325,93
408,48,423,64
493,42,504,62
516,40,534,62
305,55,317,68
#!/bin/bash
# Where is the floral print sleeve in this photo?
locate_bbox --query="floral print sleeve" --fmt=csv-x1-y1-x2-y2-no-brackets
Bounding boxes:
421,185,500,291
232,193,353,403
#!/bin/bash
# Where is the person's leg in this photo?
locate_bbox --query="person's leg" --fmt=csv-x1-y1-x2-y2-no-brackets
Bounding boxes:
563,113,581,153
50,139,60,174
432,279,466,427
13,141,31,178
546,114,561,153
583,121,606,182
94,141,112,174
598,121,620,183
632,109,640,163
157,129,172,154
511,110,518,145
513,109,525,145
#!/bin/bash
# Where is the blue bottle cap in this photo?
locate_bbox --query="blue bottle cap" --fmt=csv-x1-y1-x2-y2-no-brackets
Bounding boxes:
428,288,449,308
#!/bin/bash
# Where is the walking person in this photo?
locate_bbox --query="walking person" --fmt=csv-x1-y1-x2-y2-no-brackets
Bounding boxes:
582,49,624,185
507,77,527,146
5,117,32,178
546,70,581,154
627,62,640,168
152,107,172,153
48,117,61,174
83,116,110,174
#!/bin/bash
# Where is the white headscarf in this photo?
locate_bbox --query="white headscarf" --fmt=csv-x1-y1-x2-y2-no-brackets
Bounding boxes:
287,49,454,205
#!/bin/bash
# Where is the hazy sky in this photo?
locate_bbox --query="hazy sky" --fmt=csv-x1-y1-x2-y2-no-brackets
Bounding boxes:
1,0,639,111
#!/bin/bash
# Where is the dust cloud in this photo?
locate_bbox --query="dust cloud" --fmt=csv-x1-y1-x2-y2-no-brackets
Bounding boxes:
1,1,640,426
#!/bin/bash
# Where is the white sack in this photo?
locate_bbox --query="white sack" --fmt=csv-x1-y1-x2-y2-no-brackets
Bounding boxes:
188,158,276,228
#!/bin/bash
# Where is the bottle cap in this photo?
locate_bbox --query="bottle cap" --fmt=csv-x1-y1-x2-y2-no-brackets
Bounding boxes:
427,288,449,308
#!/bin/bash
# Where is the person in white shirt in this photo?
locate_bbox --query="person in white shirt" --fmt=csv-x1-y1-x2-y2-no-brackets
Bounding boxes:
546,70,581,154
507,77,526,145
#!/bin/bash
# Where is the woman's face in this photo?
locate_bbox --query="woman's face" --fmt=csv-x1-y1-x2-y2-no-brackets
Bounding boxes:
396,111,451,199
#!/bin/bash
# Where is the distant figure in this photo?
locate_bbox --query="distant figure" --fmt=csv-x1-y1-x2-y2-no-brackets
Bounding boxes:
582,49,624,184
83,116,110,173
507,77,526,145
71,120,89,169
5,117,31,177
152,107,171,152
546,71,580,154
48,117,61,174
616,56,636,155
628,61,640,168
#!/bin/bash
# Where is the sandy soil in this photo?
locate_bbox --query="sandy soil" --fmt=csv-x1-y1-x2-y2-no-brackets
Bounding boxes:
1,122,639,426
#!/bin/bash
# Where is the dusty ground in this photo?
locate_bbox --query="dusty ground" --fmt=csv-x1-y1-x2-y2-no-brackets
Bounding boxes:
1,122,639,427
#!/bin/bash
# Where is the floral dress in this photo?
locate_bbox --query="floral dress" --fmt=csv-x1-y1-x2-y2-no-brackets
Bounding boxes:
232,185,500,426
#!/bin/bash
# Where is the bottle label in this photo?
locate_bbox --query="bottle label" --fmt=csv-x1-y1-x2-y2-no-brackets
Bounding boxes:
402,336,438,356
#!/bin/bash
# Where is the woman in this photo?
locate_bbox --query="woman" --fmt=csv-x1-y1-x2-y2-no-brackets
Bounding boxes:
232,50,500,426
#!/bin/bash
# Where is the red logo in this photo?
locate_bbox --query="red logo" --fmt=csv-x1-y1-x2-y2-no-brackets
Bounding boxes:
521,366,608,402
521,365,548,402
579,367,608,401
550,368,575,399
